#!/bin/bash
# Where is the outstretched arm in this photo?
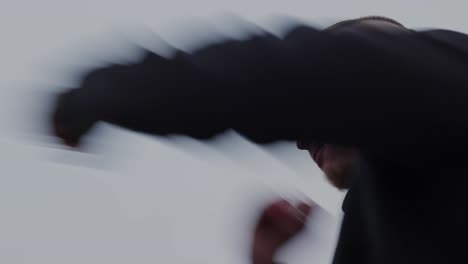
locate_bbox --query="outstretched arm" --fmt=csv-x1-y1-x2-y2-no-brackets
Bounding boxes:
52,24,468,165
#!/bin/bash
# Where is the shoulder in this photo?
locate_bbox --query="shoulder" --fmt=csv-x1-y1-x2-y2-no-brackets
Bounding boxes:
417,28,468,55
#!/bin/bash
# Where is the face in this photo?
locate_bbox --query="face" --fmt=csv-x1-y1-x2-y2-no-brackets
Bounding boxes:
296,140,357,190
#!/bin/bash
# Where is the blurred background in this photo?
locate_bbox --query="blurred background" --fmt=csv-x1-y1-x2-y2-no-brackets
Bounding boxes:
0,0,467,263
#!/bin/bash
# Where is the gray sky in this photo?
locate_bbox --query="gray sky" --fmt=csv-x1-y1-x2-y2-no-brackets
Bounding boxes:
1,0,467,263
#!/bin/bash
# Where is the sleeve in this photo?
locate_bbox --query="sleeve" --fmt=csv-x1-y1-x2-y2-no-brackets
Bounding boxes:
56,24,468,165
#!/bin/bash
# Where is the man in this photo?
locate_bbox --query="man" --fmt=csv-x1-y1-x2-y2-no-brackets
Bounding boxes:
251,17,397,264
51,15,468,263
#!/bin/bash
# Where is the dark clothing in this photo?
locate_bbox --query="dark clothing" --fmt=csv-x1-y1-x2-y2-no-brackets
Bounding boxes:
57,23,468,263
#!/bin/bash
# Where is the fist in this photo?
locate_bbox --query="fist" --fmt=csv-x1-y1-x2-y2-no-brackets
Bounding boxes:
51,91,95,147
251,199,314,264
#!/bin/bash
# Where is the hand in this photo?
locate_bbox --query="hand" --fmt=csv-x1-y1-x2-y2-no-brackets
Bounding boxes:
251,199,314,264
51,91,95,148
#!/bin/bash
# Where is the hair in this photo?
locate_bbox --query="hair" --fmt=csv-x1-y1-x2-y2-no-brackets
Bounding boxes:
323,15,406,33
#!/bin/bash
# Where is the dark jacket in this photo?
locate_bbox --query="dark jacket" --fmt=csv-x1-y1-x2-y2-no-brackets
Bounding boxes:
55,22,468,263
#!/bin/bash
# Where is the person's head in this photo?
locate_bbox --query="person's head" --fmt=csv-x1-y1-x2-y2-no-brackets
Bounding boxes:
322,15,408,34
296,16,406,190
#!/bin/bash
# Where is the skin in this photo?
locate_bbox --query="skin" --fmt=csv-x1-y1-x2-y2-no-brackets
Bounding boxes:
251,199,313,264
296,141,357,190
